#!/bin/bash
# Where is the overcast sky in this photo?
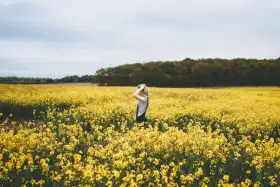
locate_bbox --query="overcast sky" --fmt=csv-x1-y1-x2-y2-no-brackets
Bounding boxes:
0,0,279,78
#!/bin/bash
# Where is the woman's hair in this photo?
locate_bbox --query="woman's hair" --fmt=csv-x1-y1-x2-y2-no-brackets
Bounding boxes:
137,84,146,89
138,84,149,95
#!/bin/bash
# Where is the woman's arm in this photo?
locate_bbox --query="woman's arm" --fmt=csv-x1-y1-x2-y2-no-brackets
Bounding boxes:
132,85,146,102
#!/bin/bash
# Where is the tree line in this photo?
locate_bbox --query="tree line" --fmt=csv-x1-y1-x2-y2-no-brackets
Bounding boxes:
0,75,96,84
95,58,280,87
1,58,280,86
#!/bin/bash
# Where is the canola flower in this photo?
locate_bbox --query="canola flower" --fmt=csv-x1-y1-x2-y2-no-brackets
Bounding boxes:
0,85,280,186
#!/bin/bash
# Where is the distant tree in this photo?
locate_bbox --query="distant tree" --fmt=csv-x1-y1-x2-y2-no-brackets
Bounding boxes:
93,58,280,87
1,58,280,86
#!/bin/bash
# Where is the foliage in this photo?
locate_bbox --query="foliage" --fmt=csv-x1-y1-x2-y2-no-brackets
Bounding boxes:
1,58,280,87
0,85,280,186
95,58,280,86
0,75,97,84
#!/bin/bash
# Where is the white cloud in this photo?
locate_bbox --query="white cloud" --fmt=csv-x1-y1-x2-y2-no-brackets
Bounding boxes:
0,0,280,77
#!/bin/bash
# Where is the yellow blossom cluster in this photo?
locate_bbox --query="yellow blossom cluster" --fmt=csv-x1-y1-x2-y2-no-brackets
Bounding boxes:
0,85,280,186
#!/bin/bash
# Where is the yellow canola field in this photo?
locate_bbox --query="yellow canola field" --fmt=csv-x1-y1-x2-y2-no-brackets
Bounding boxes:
0,85,280,186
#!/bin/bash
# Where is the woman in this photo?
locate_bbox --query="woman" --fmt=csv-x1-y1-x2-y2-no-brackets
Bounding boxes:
132,84,149,123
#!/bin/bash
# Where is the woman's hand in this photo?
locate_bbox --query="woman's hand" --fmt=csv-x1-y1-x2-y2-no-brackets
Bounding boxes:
133,84,146,102
139,84,146,91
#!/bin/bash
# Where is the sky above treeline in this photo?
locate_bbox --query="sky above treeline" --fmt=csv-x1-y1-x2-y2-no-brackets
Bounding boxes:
0,0,279,78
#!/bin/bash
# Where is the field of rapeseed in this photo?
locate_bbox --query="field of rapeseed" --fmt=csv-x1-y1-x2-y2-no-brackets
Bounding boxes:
0,85,280,186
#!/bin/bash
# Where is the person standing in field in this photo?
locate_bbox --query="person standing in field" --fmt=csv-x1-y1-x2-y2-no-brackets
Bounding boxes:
132,84,149,123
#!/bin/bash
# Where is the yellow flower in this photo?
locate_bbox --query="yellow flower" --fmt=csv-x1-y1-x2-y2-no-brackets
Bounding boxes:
1,85,280,186
268,176,277,186
223,175,230,182
169,162,175,167
113,170,120,178
136,174,143,181
153,159,159,166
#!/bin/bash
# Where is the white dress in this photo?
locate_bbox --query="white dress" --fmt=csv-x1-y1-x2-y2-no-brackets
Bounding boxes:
136,95,149,117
